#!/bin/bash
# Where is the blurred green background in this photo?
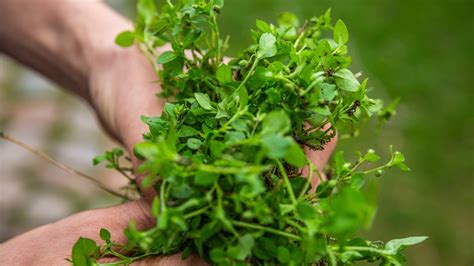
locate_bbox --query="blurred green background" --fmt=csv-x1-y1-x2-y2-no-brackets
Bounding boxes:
1,0,472,265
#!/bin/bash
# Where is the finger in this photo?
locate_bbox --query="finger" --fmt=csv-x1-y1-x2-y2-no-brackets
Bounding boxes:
303,135,337,188
0,200,154,265
306,135,338,171
132,253,208,266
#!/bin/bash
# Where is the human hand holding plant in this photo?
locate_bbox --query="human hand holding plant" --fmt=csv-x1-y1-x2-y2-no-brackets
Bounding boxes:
0,40,335,265
0,0,201,264
0,0,336,264
0,199,209,265
78,1,426,265
0,0,426,265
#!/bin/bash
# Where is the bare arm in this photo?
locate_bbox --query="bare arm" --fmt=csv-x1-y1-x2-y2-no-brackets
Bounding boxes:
0,0,165,149
0,0,126,99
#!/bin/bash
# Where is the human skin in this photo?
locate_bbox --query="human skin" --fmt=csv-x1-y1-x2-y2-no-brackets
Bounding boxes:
0,0,336,265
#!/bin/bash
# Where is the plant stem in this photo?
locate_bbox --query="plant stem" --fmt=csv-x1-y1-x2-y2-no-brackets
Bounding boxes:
108,250,132,261
350,159,365,173
160,179,167,212
116,167,134,182
293,22,308,49
363,165,387,175
184,206,209,219
298,159,313,200
215,107,246,136
237,56,259,91
139,44,160,75
212,15,220,64
0,133,131,200
231,220,301,241
286,219,307,233
277,160,297,205
332,245,392,256
326,246,337,266
166,0,174,8
198,163,269,174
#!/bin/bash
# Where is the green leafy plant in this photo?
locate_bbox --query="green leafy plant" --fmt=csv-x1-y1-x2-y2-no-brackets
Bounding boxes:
71,0,426,265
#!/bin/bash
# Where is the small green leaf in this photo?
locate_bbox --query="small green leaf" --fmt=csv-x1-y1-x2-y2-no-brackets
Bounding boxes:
315,39,332,57
256,19,271,32
278,12,299,27
285,141,307,168
314,106,331,116
99,228,111,242
71,237,99,266
194,93,214,110
187,138,202,150
261,110,291,135
319,83,337,101
233,234,254,260
389,150,411,171
216,64,232,83
335,69,360,92
392,151,405,164
210,140,226,157
225,131,246,144
297,201,317,220
277,246,291,263
181,246,192,260
178,125,198,137
133,142,159,160
171,183,194,199
334,19,349,44
92,155,106,166
239,234,254,249
279,204,294,215
194,171,219,187
395,162,410,171
385,236,428,254
350,172,365,189
257,33,277,58
322,187,374,239
156,51,177,64
316,180,336,198
112,148,123,156
375,169,384,177
115,31,135,47
210,248,227,263
261,134,291,159
364,149,381,162
238,87,249,109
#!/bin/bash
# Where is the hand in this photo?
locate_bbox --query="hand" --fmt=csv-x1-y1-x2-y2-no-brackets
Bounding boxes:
0,34,336,266
0,1,336,264
88,45,175,202
88,46,165,155
0,200,207,266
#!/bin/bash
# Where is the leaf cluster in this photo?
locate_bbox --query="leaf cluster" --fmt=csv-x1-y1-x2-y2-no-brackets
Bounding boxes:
72,1,426,265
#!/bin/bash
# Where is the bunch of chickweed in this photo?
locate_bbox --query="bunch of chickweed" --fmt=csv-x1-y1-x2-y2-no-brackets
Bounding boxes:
70,0,426,265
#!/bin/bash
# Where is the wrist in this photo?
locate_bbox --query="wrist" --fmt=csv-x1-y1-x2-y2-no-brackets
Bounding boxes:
62,1,133,101
88,47,146,143
0,0,132,102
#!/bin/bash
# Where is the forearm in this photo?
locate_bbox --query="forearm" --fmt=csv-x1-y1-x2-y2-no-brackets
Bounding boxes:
0,0,130,101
